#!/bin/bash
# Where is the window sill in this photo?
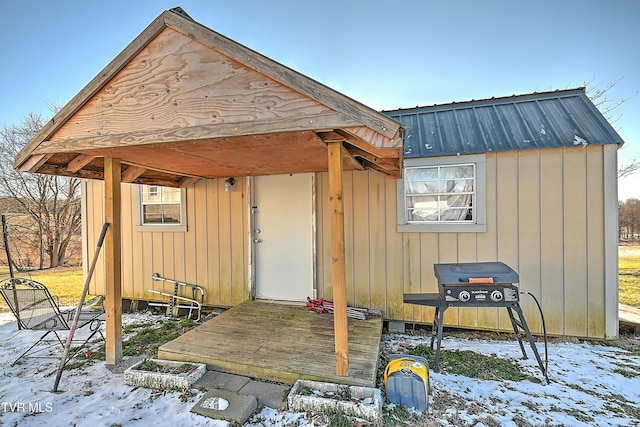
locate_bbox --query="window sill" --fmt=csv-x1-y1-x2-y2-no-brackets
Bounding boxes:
136,224,187,233
397,222,486,233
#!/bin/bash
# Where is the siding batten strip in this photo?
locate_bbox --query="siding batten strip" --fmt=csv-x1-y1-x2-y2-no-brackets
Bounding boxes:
603,145,619,338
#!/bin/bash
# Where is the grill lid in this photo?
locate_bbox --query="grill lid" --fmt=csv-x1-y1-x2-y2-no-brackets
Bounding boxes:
434,262,519,284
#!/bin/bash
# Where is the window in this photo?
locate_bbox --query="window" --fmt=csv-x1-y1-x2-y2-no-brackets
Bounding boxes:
138,185,187,231
147,185,159,199
398,154,486,232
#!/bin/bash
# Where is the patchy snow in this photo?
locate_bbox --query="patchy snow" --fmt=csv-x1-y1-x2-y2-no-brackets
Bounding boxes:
573,135,588,146
382,332,640,426
1,311,639,426
201,396,229,411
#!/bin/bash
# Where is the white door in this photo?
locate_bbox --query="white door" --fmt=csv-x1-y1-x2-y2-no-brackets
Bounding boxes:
253,173,314,301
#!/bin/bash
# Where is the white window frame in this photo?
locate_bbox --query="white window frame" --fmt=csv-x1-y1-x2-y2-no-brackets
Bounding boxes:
147,185,159,199
136,185,187,232
397,154,486,233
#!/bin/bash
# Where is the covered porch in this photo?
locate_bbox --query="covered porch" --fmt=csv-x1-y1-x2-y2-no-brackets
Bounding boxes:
158,300,383,387
15,7,403,379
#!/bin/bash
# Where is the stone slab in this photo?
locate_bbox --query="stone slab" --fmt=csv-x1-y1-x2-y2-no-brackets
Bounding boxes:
123,359,207,389
191,389,257,424
288,379,383,426
238,380,290,409
193,370,250,393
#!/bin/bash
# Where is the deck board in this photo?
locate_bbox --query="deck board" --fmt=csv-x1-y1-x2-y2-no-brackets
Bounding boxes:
619,303,640,333
158,300,382,386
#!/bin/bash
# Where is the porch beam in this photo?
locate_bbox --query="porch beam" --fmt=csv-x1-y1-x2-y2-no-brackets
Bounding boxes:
66,154,96,173
17,153,50,173
104,157,122,365
36,164,187,188
344,144,400,171
336,129,401,159
121,165,146,183
359,158,402,178
327,141,349,376
317,131,345,143
32,113,361,155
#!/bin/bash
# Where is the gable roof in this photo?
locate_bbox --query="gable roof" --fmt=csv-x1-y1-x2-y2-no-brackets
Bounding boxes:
386,88,624,158
15,8,403,186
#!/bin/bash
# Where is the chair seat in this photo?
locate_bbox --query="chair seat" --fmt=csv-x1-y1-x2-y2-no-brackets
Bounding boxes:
0,277,105,365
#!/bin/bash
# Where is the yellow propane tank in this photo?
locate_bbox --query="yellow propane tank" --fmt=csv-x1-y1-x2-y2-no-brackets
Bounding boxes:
383,354,429,412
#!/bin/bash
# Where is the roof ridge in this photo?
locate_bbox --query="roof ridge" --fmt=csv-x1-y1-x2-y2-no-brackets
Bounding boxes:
384,87,587,114
168,6,194,21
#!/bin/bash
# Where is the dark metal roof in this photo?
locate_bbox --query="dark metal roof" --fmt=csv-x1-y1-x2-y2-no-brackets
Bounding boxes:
384,88,624,158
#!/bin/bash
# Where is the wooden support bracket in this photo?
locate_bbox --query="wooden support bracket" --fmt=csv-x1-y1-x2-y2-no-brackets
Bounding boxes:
121,165,146,183
178,176,201,188
317,131,346,144
66,154,97,173
341,146,365,171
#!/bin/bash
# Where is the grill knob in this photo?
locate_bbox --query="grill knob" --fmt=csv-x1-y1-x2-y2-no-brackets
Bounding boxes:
490,290,503,301
459,290,471,302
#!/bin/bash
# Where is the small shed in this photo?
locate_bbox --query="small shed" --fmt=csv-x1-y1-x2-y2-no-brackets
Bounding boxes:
384,90,621,340
15,8,623,371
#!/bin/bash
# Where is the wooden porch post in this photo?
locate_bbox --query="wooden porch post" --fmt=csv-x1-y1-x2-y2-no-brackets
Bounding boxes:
104,157,122,365
327,141,349,376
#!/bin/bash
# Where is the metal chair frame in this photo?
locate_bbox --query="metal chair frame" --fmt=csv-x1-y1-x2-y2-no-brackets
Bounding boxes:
0,277,105,366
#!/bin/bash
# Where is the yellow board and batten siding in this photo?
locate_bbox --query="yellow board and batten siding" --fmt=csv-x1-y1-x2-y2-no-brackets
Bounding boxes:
83,144,614,338
83,179,249,307
316,145,614,339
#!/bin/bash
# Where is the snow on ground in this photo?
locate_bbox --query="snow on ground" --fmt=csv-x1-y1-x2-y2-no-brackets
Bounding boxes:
383,333,640,426
0,312,228,426
1,312,639,426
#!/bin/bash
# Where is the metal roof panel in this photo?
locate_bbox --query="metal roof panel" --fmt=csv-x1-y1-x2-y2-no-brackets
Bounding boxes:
385,88,624,158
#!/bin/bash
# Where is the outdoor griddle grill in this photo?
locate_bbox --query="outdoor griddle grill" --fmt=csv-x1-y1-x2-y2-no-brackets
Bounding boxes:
404,262,548,382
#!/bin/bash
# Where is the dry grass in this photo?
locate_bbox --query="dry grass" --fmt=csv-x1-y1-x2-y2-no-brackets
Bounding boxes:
0,266,85,312
619,245,640,307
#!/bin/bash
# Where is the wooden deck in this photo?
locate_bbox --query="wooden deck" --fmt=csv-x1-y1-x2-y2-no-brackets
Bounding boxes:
619,303,640,333
157,300,383,386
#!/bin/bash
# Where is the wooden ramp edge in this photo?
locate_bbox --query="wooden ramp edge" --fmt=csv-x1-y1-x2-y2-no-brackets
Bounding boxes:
619,303,640,333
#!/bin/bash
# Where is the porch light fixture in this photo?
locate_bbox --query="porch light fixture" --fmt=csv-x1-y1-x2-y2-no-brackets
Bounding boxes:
224,177,235,192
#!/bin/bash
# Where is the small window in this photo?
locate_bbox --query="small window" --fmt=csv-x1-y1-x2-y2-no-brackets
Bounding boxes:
147,185,159,199
405,164,475,222
138,185,187,232
398,154,486,233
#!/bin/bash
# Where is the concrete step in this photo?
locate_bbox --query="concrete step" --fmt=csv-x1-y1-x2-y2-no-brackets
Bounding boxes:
191,369,291,423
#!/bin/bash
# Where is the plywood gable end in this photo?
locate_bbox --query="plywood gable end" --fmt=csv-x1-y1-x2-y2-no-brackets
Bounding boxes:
51,27,334,141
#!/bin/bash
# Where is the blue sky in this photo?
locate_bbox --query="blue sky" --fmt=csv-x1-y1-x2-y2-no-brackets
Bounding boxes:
1,0,639,199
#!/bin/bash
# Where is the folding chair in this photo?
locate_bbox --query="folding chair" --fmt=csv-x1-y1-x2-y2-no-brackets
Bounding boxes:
0,277,105,366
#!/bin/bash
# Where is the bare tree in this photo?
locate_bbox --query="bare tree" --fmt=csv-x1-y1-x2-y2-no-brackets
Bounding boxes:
585,78,639,179
0,112,82,268
618,159,640,179
619,198,640,241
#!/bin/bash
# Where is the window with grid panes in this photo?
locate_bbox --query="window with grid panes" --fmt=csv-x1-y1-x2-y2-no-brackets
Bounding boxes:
398,154,486,233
